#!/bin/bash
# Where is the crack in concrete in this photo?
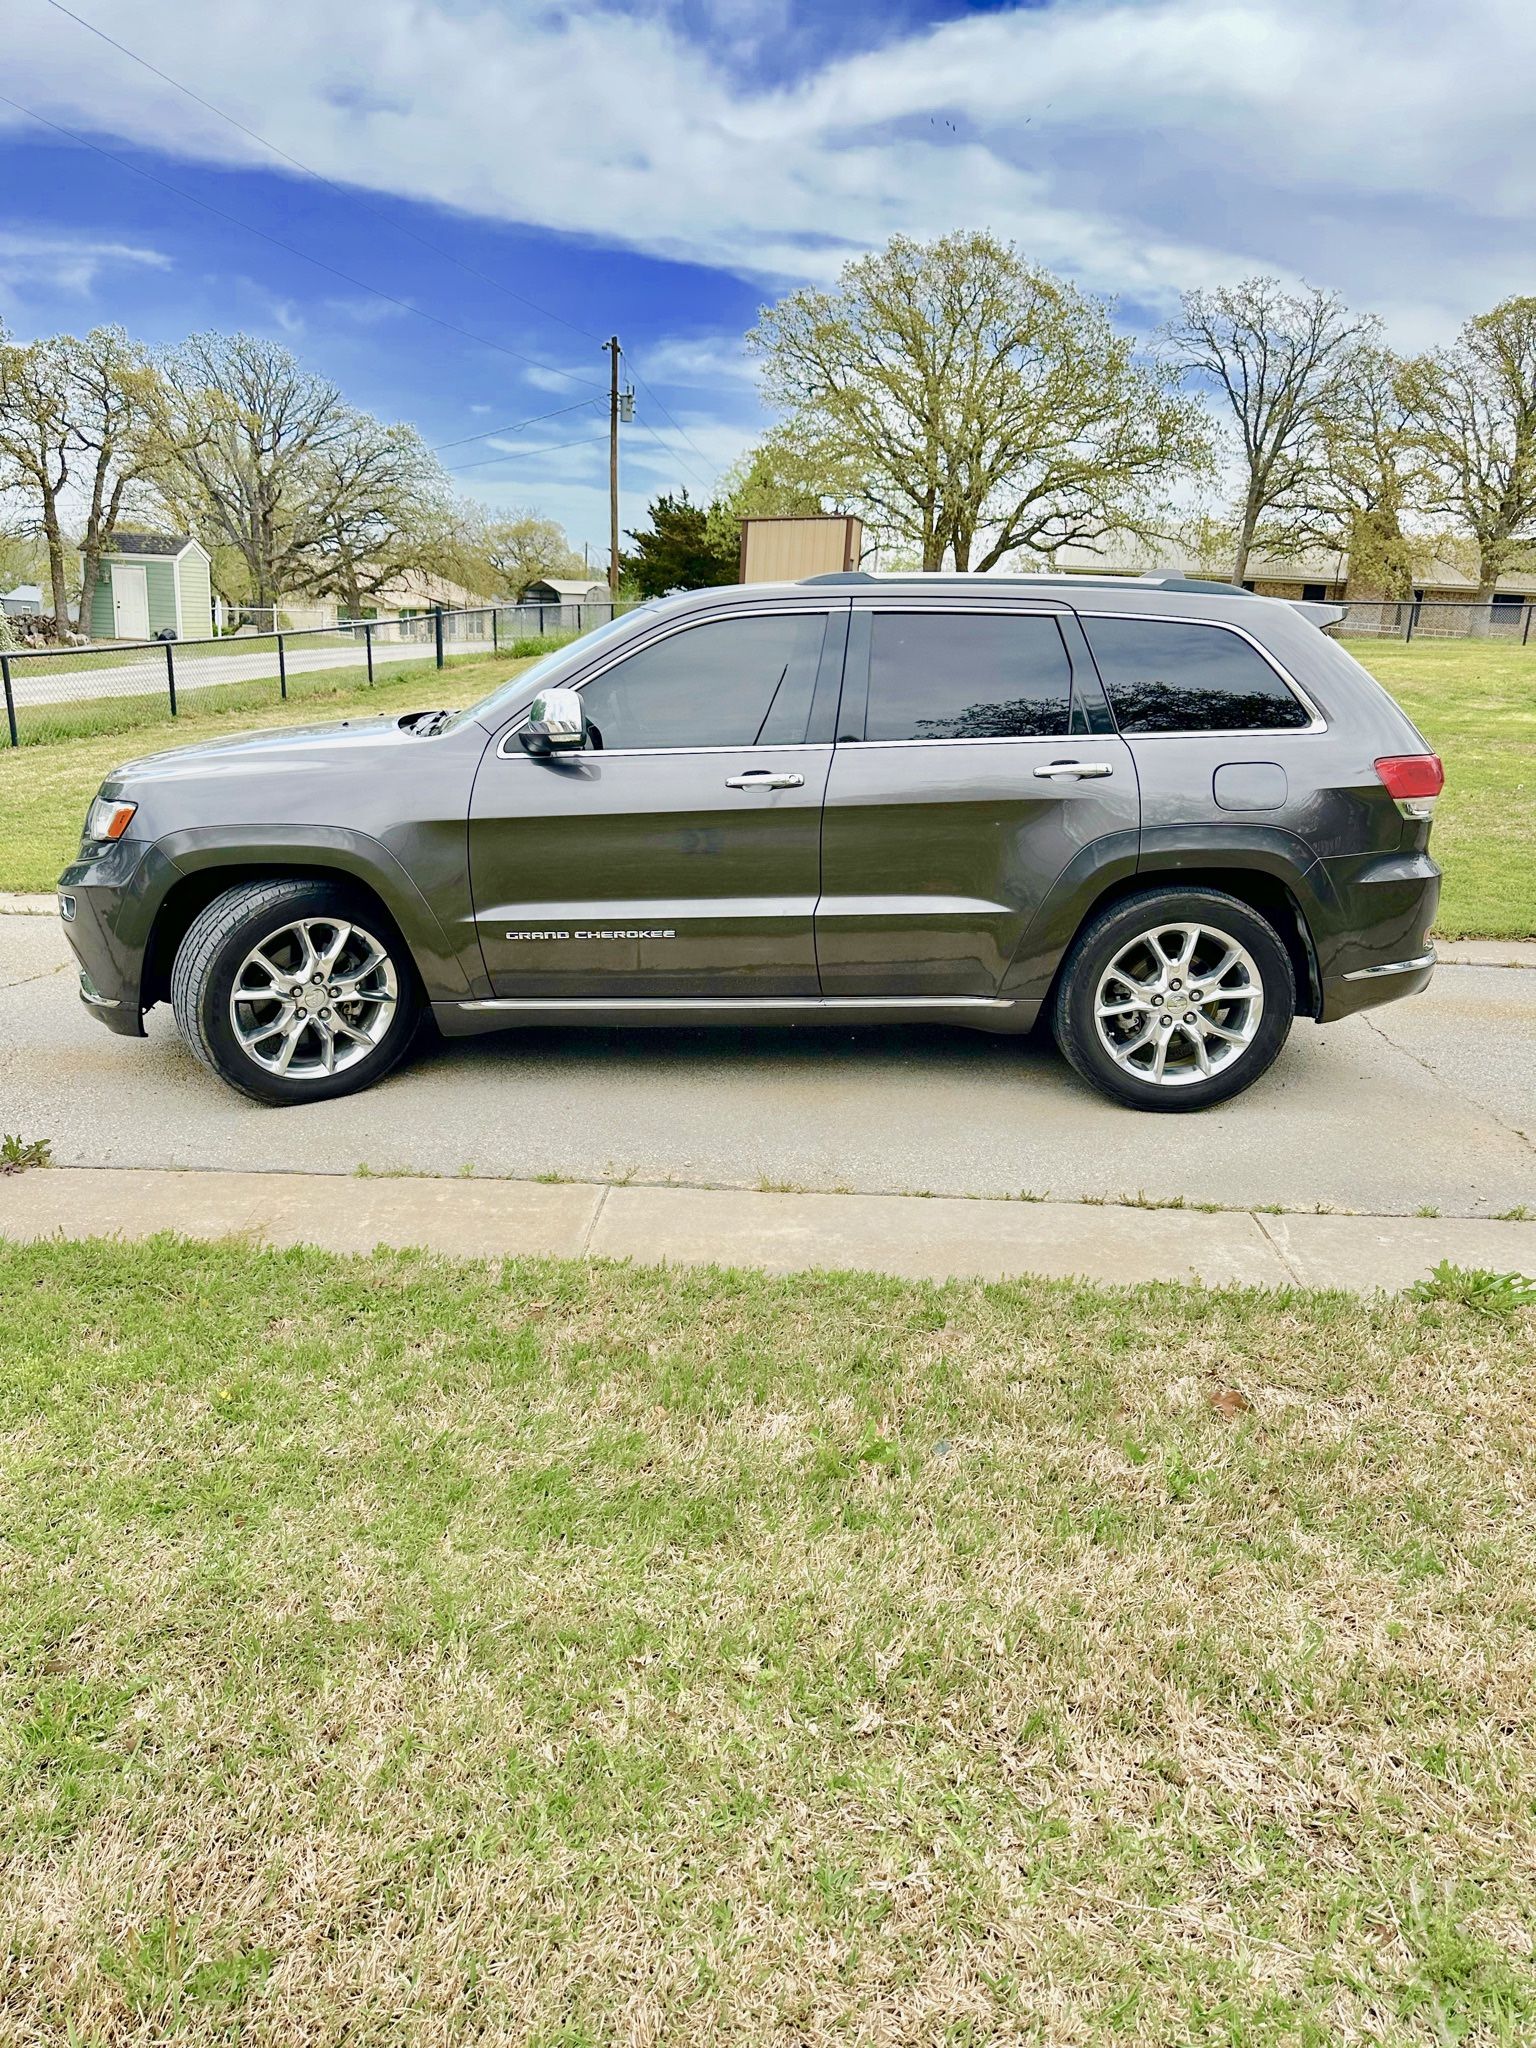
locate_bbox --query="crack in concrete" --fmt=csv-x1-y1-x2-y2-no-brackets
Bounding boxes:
1252,1212,1306,1285
0,961,69,994
1362,1009,1535,1156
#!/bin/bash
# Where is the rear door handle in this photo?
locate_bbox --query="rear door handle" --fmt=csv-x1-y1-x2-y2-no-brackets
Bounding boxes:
725,769,805,790
1033,760,1114,780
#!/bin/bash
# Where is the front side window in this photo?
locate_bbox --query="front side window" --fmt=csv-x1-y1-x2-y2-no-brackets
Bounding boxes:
576,612,826,751
1084,616,1311,734
864,612,1072,742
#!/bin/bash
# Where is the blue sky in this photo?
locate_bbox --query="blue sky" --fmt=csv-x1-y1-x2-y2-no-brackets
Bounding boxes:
4,0,1534,555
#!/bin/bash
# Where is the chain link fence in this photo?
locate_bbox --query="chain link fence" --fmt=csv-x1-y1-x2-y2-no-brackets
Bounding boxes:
1,600,633,747
1327,597,1536,642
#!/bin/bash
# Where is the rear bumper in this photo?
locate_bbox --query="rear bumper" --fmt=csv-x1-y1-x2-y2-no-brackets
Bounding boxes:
1314,850,1440,1020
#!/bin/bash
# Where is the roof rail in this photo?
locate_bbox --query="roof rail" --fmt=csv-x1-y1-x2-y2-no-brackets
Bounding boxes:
799,570,876,584
1139,573,1255,596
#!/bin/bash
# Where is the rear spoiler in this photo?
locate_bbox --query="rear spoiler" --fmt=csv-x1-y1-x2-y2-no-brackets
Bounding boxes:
1287,600,1347,630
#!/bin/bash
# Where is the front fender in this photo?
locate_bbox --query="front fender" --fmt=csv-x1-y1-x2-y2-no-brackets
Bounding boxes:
151,825,480,1000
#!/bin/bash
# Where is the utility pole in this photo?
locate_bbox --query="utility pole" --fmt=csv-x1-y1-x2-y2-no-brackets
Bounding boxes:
604,335,621,596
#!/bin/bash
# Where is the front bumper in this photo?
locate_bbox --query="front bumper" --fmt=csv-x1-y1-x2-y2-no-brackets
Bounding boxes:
56,837,178,1037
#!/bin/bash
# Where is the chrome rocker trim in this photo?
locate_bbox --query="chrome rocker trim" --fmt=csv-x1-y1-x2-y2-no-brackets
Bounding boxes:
457,995,1019,1013
1342,951,1436,981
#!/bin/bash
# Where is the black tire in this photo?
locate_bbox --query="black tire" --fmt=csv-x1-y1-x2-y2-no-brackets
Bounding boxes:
170,878,421,1105
1051,888,1296,1113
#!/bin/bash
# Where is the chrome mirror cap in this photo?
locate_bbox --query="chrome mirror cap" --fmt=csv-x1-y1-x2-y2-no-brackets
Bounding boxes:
519,687,587,755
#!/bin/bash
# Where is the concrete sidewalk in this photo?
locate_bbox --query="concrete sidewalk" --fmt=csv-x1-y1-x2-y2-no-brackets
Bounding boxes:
2,1165,1533,1293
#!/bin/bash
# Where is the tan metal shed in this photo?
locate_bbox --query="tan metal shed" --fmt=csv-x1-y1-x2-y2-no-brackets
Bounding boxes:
738,515,863,584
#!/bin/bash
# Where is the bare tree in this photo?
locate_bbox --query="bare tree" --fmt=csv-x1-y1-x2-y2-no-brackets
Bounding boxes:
1164,278,1377,583
1411,295,1536,603
751,232,1209,572
149,333,358,607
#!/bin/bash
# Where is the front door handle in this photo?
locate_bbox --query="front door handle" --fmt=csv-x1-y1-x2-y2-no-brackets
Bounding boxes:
1033,760,1114,780
725,769,805,790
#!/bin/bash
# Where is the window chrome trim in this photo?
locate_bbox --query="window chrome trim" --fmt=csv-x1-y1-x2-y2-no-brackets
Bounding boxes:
1073,610,1327,736
496,736,832,761
494,602,835,759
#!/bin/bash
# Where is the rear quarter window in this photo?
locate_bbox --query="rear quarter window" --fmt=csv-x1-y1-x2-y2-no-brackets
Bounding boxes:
1085,617,1311,734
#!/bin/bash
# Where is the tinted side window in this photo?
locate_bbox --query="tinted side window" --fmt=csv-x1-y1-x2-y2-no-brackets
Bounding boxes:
578,612,826,750
865,613,1071,741
1085,617,1310,734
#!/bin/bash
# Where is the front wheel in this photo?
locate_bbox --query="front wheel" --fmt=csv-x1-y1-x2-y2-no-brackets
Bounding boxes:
171,879,420,1104
1052,889,1296,1112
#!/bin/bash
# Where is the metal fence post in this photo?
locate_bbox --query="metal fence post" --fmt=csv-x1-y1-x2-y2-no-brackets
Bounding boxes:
491,607,499,653
1,653,16,747
277,632,287,700
364,620,374,684
1524,604,1533,647
1405,599,1419,643
538,604,547,638
434,607,445,669
165,639,178,717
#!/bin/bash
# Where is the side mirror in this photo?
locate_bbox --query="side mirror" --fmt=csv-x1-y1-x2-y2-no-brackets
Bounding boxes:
519,687,588,756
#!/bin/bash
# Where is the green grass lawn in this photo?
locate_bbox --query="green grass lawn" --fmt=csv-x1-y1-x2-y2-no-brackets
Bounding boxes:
0,651,533,896
4,1236,1536,2042
2,635,1531,936
1340,638,1536,939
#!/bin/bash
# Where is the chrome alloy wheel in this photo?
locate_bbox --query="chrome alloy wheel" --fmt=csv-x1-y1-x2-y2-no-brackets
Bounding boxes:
228,917,398,1079
1092,921,1264,1088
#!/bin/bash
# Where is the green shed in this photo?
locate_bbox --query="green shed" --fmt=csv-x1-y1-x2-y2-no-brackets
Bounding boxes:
91,533,213,643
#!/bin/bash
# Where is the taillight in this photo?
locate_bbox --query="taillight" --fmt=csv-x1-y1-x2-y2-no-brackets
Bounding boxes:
1375,753,1444,821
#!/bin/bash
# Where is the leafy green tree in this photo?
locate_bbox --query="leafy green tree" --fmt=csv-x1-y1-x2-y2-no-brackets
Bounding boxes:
1316,344,1425,599
0,324,160,631
702,435,842,560
1411,296,1536,603
480,510,589,598
1163,277,1377,584
624,490,737,597
750,231,1208,572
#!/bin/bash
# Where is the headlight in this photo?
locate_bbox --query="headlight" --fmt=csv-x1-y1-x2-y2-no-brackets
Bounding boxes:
84,795,138,843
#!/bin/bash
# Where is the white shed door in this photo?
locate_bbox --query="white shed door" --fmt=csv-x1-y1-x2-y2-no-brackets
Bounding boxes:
113,564,150,640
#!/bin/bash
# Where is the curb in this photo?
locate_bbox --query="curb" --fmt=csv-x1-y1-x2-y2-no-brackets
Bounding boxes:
1,1166,1533,1294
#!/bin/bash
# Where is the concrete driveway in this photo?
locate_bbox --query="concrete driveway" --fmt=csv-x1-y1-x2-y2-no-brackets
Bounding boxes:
4,900,1534,1218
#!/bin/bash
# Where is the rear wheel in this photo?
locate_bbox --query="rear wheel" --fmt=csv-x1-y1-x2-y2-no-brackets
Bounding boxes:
171,879,420,1104
1052,888,1295,1112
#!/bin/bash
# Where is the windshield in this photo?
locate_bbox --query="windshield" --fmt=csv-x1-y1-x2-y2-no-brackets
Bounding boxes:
453,606,654,729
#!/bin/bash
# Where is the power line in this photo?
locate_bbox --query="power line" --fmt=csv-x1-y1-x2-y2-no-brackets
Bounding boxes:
445,430,610,475
40,0,732,496
41,0,610,356
626,363,721,488
0,92,606,391
432,398,599,454
628,410,717,495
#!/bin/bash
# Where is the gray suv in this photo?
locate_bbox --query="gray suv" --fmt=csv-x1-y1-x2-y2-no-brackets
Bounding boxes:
58,573,1443,1113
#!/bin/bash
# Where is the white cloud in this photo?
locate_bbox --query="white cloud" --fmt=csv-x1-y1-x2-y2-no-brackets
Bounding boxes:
639,333,759,388
0,228,169,299
3,0,1532,337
